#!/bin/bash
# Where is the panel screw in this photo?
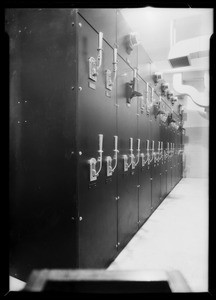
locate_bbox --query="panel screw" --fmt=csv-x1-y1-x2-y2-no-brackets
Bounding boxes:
78,87,82,91
71,86,75,90
79,216,82,221
71,217,75,220
71,22,75,26
24,120,27,123
79,151,82,155
17,101,20,104
78,22,82,27
17,121,20,124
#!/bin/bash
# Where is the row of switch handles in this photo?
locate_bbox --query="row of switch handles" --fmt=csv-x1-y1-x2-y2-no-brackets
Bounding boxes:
90,31,183,119
89,31,157,104
89,134,184,181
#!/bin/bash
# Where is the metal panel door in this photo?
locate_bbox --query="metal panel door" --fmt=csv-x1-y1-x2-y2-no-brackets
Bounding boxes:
173,126,178,187
150,93,161,210
138,43,151,82
78,9,117,47
137,77,152,226
159,110,167,200
77,15,118,268
176,131,180,183
8,9,78,281
171,127,176,189
117,10,138,69
116,56,139,251
166,124,172,194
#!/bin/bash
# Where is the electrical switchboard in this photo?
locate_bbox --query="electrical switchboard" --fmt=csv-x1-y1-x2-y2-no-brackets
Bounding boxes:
8,8,184,281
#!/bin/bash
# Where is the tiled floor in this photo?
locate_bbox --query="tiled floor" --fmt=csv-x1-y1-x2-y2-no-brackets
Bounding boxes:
10,178,208,292
108,178,209,292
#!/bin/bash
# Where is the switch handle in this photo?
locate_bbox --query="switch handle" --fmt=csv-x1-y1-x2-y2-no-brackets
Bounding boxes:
113,48,117,63
133,68,137,79
114,135,118,151
129,137,133,151
146,139,150,151
98,32,103,50
137,138,140,151
98,134,103,152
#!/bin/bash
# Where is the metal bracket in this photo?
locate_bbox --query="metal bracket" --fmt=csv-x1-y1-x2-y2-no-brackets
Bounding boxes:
140,96,145,113
105,69,113,91
123,155,129,172
140,153,145,167
131,154,136,169
89,158,97,181
106,156,113,177
88,57,97,82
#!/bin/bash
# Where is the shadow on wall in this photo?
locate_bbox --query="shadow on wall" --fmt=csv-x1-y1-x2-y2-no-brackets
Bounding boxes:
182,135,189,178
183,135,189,144
183,127,208,178
182,152,187,178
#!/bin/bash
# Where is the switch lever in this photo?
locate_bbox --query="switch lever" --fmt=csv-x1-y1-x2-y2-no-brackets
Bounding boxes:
89,134,104,181
126,68,143,104
106,136,119,177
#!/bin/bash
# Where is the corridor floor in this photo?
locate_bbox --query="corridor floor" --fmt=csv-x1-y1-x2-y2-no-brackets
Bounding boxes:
9,178,208,292
107,178,209,292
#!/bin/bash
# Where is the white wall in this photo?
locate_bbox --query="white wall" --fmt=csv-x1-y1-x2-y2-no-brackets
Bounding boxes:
182,95,209,178
163,71,209,179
